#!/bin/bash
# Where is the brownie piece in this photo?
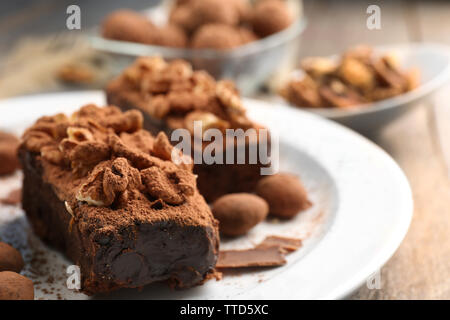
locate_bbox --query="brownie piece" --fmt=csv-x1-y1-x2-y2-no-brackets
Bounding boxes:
19,105,219,295
106,57,269,202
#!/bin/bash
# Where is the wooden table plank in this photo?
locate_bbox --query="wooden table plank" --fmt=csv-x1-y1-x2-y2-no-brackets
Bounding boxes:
351,0,450,299
414,1,450,180
432,86,450,180
352,105,450,299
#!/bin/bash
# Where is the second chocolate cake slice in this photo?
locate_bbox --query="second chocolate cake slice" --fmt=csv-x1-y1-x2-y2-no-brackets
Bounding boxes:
19,105,219,295
106,57,270,202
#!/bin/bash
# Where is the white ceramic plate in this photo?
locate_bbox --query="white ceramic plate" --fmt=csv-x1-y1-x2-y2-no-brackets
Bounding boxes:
0,91,413,300
280,43,450,133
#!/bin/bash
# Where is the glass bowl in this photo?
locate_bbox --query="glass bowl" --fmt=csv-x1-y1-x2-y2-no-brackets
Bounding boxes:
89,0,306,95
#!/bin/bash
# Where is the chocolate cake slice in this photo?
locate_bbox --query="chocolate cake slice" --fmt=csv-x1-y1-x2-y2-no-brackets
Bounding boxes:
106,57,270,202
19,105,219,295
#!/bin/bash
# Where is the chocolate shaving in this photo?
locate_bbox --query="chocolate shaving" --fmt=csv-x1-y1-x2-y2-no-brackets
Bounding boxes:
256,235,302,253
216,235,302,269
216,247,286,268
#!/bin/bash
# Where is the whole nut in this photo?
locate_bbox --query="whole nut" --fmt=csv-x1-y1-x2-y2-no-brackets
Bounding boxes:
185,111,230,134
338,58,375,91
256,173,311,219
301,57,337,78
212,193,268,236
67,127,93,142
0,242,24,273
0,271,34,300
252,0,292,37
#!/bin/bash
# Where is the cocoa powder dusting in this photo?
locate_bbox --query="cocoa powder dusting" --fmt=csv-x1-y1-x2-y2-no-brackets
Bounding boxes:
19,104,216,237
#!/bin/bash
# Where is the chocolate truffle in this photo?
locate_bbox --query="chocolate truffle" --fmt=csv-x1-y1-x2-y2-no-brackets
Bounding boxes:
153,24,188,47
0,242,24,273
169,5,199,34
238,27,259,45
0,131,20,175
191,24,243,50
193,0,240,27
252,0,292,37
102,9,157,44
212,193,268,236
229,0,252,23
0,271,34,300
256,173,311,218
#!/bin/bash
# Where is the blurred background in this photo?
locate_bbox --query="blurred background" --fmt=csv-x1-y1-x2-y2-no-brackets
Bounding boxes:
1,0,449,98
0,0,449,299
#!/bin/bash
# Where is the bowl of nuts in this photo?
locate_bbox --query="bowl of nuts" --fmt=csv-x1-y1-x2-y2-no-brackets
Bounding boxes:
90,0,306,95
279,43,450,133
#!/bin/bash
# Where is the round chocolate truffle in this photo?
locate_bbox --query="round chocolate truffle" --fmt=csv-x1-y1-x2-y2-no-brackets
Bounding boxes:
0,131,20,176
191,24,243,50
102,10,157,44
230,0,252,23
0,242,24,273
212,193,269,236
169,5,199,34
153,24,188,47
0,271,34,300
237,27,259,45
252,0,293,37
256,173,311,219
193,0,240,27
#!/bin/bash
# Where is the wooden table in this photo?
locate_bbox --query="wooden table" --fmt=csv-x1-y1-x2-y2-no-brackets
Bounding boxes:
0,0,449,299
